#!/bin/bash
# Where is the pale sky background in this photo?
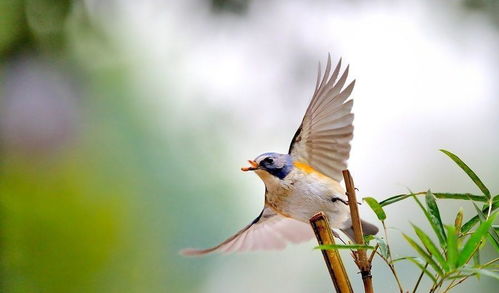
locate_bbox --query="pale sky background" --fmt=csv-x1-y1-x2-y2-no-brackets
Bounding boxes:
81,0,499,292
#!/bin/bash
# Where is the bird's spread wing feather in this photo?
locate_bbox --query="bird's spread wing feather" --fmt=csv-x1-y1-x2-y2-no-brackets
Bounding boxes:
180,207,314,256
288,54,355,181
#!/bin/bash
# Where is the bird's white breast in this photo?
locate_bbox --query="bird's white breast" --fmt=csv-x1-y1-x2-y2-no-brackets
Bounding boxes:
256,164,350,228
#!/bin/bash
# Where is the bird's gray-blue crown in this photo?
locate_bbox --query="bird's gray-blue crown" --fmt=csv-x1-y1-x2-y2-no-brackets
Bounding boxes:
253,152,293,179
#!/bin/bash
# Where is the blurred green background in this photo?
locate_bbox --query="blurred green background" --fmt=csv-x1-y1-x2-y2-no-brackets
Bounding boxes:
0,0,497,292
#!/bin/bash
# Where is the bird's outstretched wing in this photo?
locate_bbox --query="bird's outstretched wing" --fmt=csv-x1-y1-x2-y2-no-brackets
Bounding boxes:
180,207,314,256
288,54,355,181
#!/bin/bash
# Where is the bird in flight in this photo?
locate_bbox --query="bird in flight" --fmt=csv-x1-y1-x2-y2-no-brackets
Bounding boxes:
182,54,378,256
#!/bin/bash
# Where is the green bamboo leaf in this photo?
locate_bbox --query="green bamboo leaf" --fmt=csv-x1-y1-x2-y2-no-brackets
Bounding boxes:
412,224,449,272
473,249,480,268
462,216,479,233
457,213,498,267
440,149,491,199
455,208,465,249
392,256,416,263
469,200,499,252
315,244,374,250
446,225,458,270
379,193,412,206
433,193,488,202
412,194,447,248
470,200,498,237
455,207,464,235
462,201,499,233
379,192,490,207
470,199,487,222
447,274,475,280
402,257,437,283
426,190,447,243
363,234,375,246
374,235,389,259
403,233,443,276
488,234,499,251
363,197,386,221
459,267,499,281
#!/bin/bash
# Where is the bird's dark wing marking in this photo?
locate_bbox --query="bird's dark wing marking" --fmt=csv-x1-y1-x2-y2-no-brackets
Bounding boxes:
288,126,302,154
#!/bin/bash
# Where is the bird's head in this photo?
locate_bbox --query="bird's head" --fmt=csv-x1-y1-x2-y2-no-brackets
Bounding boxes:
241,152,293,180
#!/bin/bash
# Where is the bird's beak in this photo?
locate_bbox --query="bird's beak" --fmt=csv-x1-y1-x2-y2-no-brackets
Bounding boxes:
241,160,259,172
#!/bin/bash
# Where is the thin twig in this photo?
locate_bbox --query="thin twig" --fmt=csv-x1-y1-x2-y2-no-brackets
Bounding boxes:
481,257,499,267
375,251,404,293
487,197,493,218
443,278,459,293
412,262,428,293
430,278,445,293
343,170,374,293
443,257,499,292
446,278,466,291
381,221,404,293
368,244,379,263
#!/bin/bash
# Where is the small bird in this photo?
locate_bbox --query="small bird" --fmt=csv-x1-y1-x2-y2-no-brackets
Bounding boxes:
182,55,378,256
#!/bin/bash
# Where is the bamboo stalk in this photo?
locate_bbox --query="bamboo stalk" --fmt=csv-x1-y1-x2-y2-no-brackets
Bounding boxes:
310,212,353,293
342,169,374,293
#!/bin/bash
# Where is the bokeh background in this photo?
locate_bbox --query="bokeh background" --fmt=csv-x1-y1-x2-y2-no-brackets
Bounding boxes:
0,0,498,292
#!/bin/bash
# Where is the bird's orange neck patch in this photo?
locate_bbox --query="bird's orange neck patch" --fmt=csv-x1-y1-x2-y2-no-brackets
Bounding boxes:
293,161,325,177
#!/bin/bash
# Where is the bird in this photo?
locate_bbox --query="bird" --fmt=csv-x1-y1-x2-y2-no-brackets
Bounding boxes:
181,54,378,256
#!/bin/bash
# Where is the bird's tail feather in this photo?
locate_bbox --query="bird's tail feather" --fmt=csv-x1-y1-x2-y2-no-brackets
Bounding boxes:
340,219,379,241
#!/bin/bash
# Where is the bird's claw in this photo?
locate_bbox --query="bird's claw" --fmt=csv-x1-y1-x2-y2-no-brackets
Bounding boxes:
331,197,361,205
331,197,349,205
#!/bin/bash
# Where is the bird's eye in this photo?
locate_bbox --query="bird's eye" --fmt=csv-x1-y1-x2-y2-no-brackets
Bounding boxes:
264,157,274,164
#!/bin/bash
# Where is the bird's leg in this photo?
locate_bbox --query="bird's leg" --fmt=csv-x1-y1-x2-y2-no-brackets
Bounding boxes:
331,196,349,205
333,193,361,205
